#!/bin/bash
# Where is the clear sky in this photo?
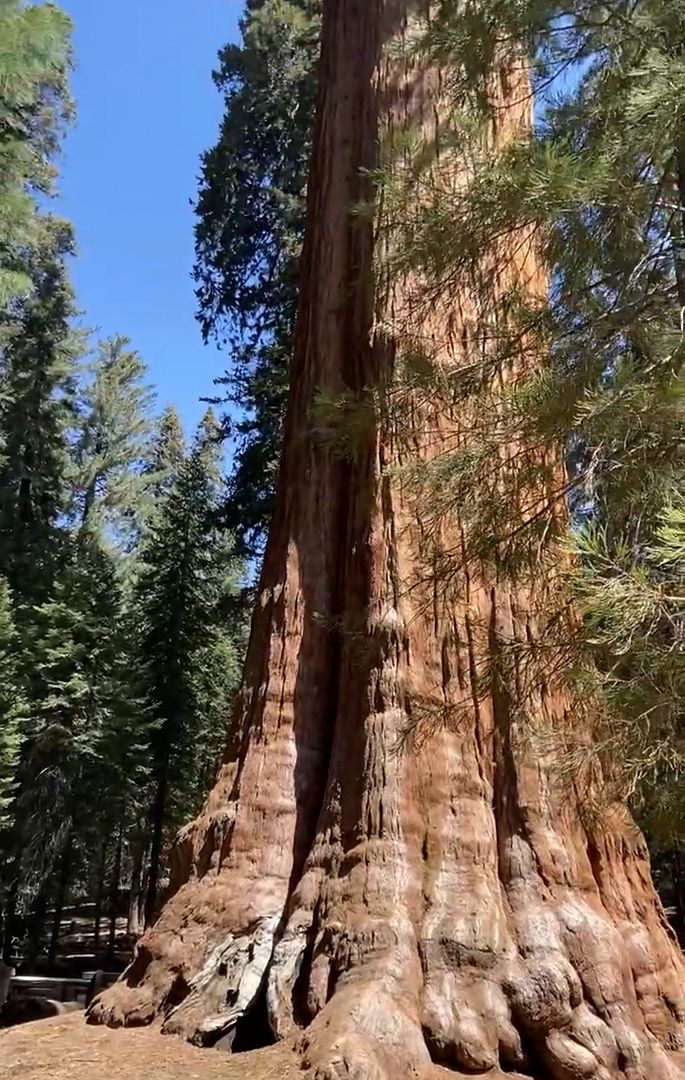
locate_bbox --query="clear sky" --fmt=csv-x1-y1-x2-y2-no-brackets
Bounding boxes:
57,0,242,433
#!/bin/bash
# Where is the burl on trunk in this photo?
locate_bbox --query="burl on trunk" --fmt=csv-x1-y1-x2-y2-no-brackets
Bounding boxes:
89,1,685,1077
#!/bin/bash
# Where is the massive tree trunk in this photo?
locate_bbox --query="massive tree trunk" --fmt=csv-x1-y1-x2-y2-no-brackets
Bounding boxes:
89,2,685,1077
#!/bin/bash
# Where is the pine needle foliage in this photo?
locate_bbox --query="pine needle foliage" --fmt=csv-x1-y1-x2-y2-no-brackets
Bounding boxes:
0,218,79,606
194,0,320,557
16,531,149,901
143,403,186,505
369,0,685,828
0,0,73,308
135,412,244,918
72,335,155,548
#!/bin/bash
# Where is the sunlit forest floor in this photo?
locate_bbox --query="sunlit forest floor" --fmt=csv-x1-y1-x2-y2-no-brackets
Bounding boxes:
1,1014,301,1080
4,1012,685,1079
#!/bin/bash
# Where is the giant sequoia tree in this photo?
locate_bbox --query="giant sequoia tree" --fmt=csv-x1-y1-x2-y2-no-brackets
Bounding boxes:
90,3,685,1078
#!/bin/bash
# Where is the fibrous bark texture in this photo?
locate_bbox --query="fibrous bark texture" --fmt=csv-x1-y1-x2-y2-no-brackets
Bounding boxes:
89,2,685,1077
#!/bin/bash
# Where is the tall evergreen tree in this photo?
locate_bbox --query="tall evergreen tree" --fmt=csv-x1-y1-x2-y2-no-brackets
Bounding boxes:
0,219,79,607
144,403,185,502
13,534,147,913
0,0,72,309
0,0,78,958
194,0,320,557
135,413,242,923
118,401,185,933
0,0,76,618
73,335,155,546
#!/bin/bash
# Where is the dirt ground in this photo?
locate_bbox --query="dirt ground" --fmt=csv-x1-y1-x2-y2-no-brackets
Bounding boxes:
0,1014,303,1080
4,1013,684,1080
0,1016,525,1079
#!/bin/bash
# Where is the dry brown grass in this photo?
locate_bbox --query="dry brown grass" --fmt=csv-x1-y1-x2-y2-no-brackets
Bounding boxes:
0,1014,302,1080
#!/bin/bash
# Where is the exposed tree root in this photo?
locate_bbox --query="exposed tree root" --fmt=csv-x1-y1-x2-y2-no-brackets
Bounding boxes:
88,704,685,1080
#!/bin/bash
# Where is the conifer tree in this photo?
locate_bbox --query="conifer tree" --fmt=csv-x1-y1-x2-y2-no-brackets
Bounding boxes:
73,335,155,546
14,533,147,912
1,323,156,950
0,0,76,613
135,413,242,923
0,0,72,309
117,404,187,935
0,0,79,956
0,219,79,607
194,0,320,557
144,404,185,502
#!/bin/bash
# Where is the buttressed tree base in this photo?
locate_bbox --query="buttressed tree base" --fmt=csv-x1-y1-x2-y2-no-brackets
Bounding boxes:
89,1,685,1077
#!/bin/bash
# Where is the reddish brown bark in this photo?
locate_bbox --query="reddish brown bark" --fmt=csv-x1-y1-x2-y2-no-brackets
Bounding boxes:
88,2,685,1077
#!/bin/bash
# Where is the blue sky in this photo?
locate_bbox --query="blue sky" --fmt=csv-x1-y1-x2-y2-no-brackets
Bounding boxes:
58,0,242,433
